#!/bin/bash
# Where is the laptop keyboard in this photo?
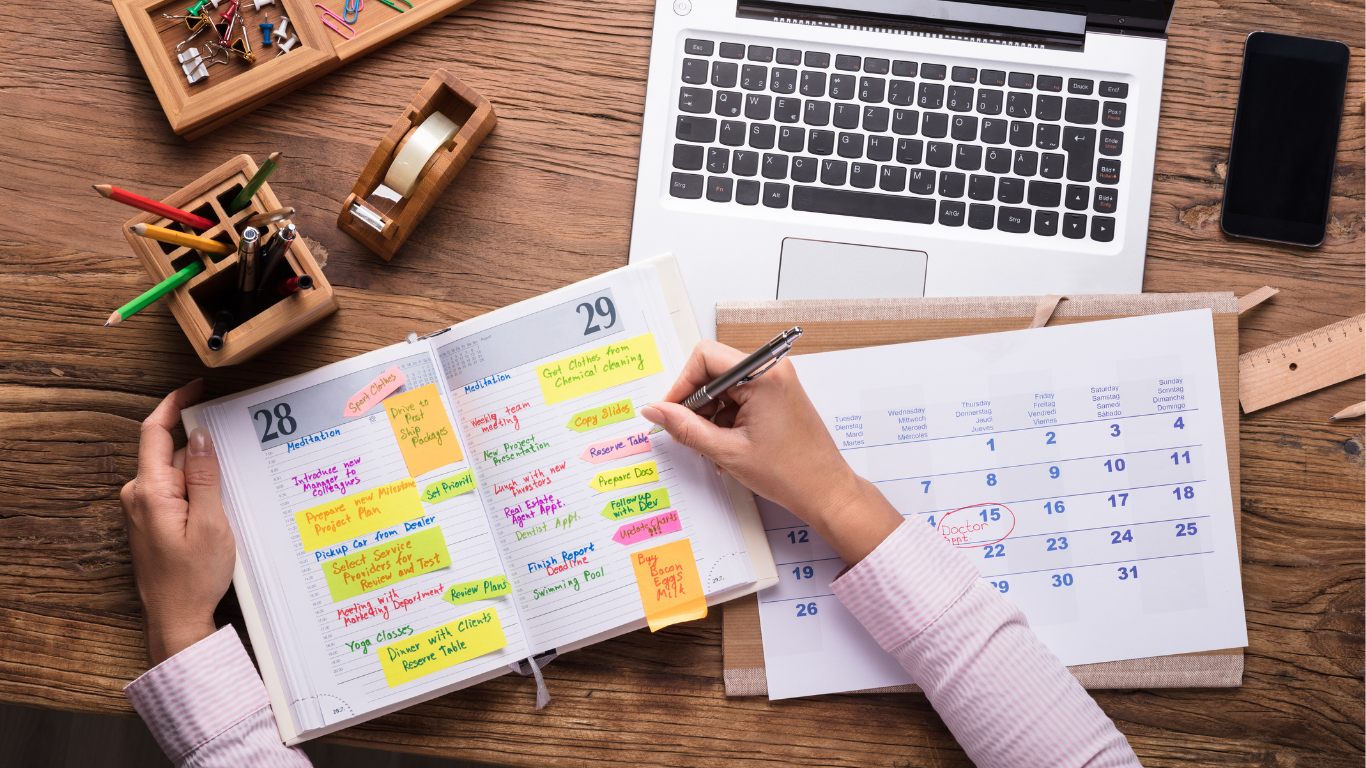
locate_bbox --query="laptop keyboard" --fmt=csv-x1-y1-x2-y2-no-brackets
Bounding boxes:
668,37,1129,243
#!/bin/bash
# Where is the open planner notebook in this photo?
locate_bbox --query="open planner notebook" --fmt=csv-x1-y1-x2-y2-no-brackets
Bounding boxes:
182,256,777,744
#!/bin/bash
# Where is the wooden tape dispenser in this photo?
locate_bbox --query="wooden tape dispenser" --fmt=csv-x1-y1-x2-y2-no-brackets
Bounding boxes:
337,69,497,261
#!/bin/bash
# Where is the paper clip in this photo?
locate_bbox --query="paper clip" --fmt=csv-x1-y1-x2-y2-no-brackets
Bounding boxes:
342,0,362,23
316,3,355,38
375,0,411,11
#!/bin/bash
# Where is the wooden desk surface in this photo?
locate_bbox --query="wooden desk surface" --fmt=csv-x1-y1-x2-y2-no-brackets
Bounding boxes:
1,0,1362,764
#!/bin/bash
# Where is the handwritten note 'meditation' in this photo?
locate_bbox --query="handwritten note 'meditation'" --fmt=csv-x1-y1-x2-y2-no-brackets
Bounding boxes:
538,333,664,406
385,383,464,477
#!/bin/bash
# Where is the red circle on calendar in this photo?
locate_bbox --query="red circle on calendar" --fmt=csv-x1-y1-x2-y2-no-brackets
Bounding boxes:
936,503,1016,549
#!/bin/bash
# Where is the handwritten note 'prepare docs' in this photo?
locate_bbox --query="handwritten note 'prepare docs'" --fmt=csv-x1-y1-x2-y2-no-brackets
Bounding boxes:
385,383,464,477
379,607,508,687
295,478,423,551
631,538,707,632
322,527,451,601
589,460,657,493
538,333,664,406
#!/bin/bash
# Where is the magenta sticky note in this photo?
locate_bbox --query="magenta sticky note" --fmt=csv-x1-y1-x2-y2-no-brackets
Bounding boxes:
611,510,682,546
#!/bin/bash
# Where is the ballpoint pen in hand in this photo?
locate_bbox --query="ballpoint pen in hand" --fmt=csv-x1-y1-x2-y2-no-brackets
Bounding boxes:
648,326,803,435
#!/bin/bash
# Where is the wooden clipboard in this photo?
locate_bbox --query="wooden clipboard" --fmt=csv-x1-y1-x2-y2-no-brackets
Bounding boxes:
716,293,1245,696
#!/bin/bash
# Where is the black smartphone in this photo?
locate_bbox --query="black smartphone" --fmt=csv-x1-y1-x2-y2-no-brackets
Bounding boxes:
1220,32,1350,247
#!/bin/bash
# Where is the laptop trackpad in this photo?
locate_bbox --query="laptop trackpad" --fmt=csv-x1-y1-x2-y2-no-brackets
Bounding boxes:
777,238,928,300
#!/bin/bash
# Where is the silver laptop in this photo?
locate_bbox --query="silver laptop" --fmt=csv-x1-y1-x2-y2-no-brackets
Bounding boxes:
628,0,1174,337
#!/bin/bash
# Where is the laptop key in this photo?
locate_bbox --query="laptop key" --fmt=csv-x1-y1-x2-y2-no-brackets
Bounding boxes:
1013,150,1038,176
804,100,832,126
955,144,983,171
808,129,835,155
838,132,864,159
1100,130,1123,156
673,144,704,170
775,97,801,123
921,63,947,80
736,179,760,205
1099,81,1128,99
981,118,1007,144
1062,127,1096,181
889,80,916,106
821,159,848,185
939,200,966,226
927,141,953,167
682,59,709,84
1037,75,1063,92
1040,152,1065,179
922,112,948,138
880,165,907,192
998,177,1024,204
685,39,714,56
977,89,1003,115
1062,212,1086,238
1093,187,1118,214
1036,94,1063,121
1102,101,1126,127
998,206,1031,233
749,123,776,149
939,171,966,198
707,147,730,174
706,176,733,202
980,69,1006,87
859,77,886,103
918,83,945,109
984,146,1012,173
792,185,935,223
968,203,994,229
834,103,860,129
778,125,805,152
908,168,935,194
1065,184,1088,210
1096,158,1121,185
720,120,746,146
771,68,798,94
763,182,789,208
968,174,995,200
1008,71,1034,89
893,60,917,77
762,153,788,179
1091,216,1116,242
741,65,768,91
805,51,830,68
749,46,774,62
897,138,924,165
716,91,743,117
1027,180,1062,207
719,42,745,59
1009,120,1033,147
777,48,802,65
792,156,818,183
864,57,890,75
867,134,895,162
1065,98,1099,125
1068,78,1094,95
952,66,977,83
830,75,857,100
670,172,704,199
712,61,738,88
1036,123,1061,150
947,85,973,112
836,54,861,71
951,115,978,141
893,109,920,135
733,150,759,176
1005,92,1032,118
850,163,877,189
800,71,826,97
744,94,771,120
676,115,717,143
1034,209,1059,235
863,106,890,132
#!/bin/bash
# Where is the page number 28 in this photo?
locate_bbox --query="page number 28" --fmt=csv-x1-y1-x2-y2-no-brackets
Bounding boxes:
576,296,617,335
254,403,297,442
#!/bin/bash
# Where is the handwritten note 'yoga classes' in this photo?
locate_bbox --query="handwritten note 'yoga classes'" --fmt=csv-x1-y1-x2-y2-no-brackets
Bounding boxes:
322,527,452,601
385,383,464,477
295,477,424,551
632,538,707,632
538,333,664,406
379,607,508,687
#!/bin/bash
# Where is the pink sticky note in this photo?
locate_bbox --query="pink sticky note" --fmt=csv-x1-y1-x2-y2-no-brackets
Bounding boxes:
580,430,652,464
612,510,682,546
343,366,407,418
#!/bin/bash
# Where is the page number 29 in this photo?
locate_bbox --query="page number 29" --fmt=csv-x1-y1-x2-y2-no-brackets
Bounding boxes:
576,296,617,335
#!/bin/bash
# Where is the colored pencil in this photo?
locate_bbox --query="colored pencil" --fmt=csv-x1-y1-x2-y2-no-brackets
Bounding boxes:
105,260,205,326
229,152,282,213
1330,401,1365,420
94,184,215,230
130,223,235,255
244,206,295,228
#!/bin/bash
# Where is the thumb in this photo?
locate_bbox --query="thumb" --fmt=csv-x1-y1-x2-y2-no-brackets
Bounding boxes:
183,428,227,530
641,402,746,465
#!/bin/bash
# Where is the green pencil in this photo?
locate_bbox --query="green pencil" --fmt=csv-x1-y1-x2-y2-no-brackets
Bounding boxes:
105,260,205,326
228,152,282,213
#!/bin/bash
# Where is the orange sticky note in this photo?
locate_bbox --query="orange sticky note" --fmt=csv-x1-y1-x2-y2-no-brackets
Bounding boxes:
630,538,707,632
385,383,463,477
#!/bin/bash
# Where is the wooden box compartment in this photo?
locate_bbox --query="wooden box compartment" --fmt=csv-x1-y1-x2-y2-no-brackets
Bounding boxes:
121,154,338,367
114,0,479,140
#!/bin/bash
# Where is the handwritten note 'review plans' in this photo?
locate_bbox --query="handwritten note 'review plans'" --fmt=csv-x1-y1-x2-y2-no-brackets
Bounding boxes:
421,469,477,504
379,606,508,687
441,575,512,607
295,477,423,551
631,537,707,632
538,333,664,406
385,383,464,477
321,526,452,601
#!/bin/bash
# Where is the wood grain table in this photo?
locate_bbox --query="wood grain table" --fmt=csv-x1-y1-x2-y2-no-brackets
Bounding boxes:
1,0,1362,765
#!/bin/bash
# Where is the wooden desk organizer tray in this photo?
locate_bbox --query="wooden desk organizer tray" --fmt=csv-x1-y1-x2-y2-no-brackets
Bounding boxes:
114,0,480,140
121,154,338,367
337,69,496,261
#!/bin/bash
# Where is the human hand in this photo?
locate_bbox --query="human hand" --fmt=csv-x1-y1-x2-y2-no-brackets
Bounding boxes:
120,380,237,667
640,341,902,564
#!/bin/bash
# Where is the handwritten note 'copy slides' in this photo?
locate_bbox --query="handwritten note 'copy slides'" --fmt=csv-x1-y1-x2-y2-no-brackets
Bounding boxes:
344,366,406,417
613,510,681,545
589,460,657,493
379,607,508,687
321,527,451,601
580,430,652,464
385,383,464,477
631,538,707,632
538,333,664,406
601,487,671,521
295,477,423,551
566,399,634,433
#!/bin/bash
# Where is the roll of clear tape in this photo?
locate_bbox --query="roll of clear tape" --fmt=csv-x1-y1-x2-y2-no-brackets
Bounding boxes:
383,111,461,198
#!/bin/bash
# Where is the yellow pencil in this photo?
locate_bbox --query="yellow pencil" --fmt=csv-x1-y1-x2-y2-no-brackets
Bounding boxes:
1329,401,1365,420
130,223,234,256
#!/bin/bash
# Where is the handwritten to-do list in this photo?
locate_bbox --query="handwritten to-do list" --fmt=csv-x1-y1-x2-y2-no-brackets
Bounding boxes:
632,538,707,631
756,311,1248,700
385,383,464,477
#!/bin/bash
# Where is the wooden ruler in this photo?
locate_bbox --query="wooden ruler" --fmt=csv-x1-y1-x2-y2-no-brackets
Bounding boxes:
1239,314,1366,413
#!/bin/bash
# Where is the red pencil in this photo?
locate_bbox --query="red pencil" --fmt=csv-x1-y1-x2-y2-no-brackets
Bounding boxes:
94,184,215,231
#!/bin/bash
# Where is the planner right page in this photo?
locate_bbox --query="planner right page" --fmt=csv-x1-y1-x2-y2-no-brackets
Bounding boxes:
758,310,1248,700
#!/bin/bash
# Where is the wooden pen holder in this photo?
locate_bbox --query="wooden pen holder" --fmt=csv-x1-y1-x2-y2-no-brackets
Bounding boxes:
121,154,339,367
337,69,496,261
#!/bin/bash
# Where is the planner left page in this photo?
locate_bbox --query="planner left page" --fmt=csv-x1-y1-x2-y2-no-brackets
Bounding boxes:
197,342,530,740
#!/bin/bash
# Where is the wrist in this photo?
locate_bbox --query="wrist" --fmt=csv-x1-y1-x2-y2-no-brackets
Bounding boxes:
143,611,217,667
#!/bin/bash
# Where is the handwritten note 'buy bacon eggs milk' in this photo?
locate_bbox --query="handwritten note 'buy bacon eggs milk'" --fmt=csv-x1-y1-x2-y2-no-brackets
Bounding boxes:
187,258,767,743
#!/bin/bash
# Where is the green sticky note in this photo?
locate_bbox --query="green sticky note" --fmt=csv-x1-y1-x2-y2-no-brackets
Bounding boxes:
320,527,450,602
601,487,671,521
441,575,512,607
566,398,635,433
421,469,476,504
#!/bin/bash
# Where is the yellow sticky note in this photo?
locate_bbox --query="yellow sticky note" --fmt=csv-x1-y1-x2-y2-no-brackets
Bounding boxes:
321,526,451,602
295,478,423,552
631,538,707,632
379,607,508,687
538,333,664,406
421,469,477,504
386,383,464,477
566,398,635,433
588,460,657,493
441,575,512,607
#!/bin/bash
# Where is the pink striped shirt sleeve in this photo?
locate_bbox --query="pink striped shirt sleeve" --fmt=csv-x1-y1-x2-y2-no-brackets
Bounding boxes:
831,519,1141,767
124,626,312,767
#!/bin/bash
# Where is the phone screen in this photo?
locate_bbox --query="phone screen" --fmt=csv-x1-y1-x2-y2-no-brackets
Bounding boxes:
1221,33,1349,246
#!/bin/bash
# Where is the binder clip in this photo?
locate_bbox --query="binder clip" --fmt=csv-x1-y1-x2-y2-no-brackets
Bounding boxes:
178,47,210,84
231,34,256,63
259,11,274,46
342,0,362,24
315,3,355,38
163,9,212,32
214,0,239,46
